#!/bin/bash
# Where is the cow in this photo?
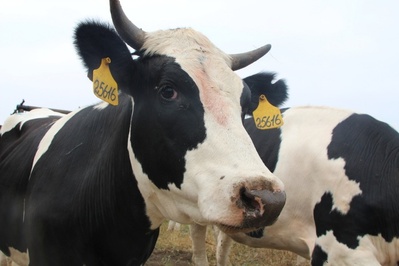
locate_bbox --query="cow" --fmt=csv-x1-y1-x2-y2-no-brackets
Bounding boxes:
0,0,287,265
189,104,399,265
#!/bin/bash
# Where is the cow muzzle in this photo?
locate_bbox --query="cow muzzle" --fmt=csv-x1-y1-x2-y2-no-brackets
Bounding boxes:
219,185,286,233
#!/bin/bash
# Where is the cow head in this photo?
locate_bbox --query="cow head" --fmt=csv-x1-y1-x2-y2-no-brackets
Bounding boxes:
74,0,285,233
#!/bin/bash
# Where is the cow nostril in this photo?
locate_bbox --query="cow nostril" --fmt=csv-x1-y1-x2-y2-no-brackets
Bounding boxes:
236,186,286,228
238,187,264,217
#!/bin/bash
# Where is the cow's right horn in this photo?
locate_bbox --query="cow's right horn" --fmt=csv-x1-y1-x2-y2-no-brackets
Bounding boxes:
109,0,146,50
230,44,272,71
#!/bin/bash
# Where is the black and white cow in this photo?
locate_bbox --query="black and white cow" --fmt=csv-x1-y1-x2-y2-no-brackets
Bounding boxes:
191,104,399,265
0,0,287,265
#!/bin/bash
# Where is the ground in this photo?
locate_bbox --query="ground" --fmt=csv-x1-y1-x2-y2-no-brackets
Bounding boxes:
145,222,310,266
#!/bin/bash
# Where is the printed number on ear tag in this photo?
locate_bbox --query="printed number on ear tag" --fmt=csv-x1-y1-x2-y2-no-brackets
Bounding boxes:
92,57,119,106
252,94,284,130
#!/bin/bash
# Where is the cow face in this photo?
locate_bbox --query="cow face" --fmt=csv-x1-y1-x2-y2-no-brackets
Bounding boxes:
74,0,285,233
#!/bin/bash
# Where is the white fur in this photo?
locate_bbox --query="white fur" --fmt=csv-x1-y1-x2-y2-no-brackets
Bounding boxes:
0,251,12,266
0,109,64,136
0,248,28,266
315,231,398,265
31,110,79,172
93,101,109,110
167,221,181,231
7,248,27,266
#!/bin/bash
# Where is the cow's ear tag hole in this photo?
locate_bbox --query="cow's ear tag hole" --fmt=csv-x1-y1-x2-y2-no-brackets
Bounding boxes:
92,57,119,106
252,94,284,130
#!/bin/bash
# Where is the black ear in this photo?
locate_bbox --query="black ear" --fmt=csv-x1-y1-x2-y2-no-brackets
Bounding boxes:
74,20,134,91
244,72,289,112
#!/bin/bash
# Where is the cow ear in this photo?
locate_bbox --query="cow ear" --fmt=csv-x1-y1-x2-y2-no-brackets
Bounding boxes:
243,72,289,112
74,20,134,91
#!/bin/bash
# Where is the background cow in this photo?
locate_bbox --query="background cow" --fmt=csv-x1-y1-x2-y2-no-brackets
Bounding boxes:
179,70,399,265
190,104,399,265
0,0,286,265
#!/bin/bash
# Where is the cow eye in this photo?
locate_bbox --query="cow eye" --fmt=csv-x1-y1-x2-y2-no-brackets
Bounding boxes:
159,86,178,101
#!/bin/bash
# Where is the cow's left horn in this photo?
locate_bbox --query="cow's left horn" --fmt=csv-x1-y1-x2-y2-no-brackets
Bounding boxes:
109,0,146,50
230,44,271,71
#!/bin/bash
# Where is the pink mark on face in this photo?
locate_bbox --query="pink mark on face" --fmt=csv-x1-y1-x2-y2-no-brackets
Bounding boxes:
194,70,230,126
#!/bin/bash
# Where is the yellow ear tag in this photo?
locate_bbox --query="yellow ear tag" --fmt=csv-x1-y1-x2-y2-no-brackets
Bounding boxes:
252,94,284,130
92,57,119,106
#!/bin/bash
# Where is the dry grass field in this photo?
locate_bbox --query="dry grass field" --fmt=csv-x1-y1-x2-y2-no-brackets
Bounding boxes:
146,222,310,266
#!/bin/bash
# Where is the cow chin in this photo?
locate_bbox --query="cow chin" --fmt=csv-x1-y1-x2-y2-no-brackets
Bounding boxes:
216,213,280,234
217,223,264,235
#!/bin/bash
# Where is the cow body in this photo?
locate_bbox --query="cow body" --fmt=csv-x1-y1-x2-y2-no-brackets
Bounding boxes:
0,1,286,265
192,106,399,265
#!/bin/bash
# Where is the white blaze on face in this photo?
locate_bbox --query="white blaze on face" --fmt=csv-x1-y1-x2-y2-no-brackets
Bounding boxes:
137,28,285,228
143,28,241,127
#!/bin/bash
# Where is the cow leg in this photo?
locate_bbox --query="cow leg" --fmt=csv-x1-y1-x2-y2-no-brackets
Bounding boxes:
295,255,309,266
189,224,209,266
167,221,181,231
216,231,233,266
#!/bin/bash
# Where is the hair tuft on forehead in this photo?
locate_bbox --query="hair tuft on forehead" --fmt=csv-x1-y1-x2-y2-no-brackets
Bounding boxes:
141,28,231,65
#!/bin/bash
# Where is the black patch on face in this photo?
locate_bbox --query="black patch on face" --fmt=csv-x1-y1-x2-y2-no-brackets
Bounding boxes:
130,56,206,190
313,113,399,251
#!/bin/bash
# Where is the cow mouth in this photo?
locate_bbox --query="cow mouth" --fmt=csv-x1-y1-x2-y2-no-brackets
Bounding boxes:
217,223,266,234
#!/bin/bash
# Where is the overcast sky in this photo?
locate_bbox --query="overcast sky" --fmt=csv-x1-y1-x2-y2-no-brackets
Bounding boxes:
1,0,398,130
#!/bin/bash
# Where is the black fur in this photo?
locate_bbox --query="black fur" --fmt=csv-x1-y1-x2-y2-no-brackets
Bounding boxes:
243,72,289,112
74,21,134,90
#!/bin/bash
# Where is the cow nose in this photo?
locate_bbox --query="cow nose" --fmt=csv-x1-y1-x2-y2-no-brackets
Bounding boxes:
238,187,286,228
